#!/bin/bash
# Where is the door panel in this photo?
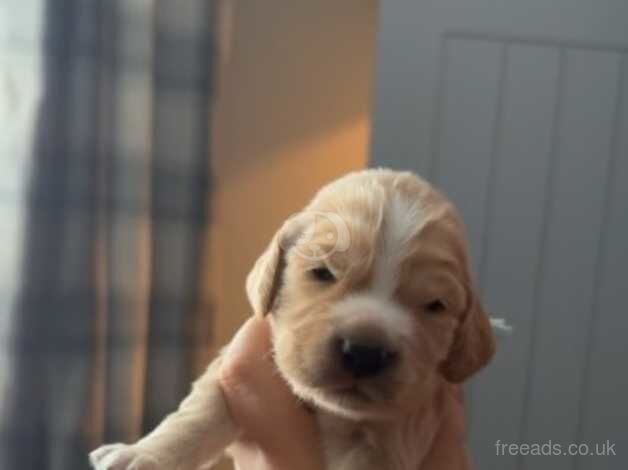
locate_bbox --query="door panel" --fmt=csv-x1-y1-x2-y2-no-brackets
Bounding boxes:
522,49,619,470
371,2,628,469
469,45,559,470
578,57,628,470
433,39,501,270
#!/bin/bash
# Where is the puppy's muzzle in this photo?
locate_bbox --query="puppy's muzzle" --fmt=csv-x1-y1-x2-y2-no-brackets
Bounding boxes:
334,336,397,379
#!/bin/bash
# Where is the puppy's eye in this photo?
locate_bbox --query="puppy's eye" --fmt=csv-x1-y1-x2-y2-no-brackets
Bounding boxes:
310,266,336,283
424,299,447,314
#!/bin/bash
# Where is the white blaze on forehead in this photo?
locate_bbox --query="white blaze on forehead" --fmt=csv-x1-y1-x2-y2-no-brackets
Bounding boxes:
332,294,414,339
372,193,425,296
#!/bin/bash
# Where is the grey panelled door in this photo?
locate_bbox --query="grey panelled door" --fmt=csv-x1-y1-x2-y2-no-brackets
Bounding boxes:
370,1,628,470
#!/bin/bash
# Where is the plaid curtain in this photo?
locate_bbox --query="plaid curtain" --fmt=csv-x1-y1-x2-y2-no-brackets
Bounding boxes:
0,1,219,469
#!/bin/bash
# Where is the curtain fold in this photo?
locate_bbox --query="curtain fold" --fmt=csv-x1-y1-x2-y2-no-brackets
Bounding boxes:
0,1,218,469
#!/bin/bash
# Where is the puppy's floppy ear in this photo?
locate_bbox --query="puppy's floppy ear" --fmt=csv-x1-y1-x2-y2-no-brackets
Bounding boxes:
422,206,496,382
440,289,496,383
246,217,303,317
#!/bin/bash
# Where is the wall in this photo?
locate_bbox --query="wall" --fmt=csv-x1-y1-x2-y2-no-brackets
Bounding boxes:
202,2,377,466
370,1,628,469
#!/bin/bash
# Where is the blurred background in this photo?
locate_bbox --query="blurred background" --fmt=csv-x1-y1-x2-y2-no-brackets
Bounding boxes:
0,1,626,470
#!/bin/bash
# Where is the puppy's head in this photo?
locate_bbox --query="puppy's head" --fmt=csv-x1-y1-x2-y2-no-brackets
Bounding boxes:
246,169,495,420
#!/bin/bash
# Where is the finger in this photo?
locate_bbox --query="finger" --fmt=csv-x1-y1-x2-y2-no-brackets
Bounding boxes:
219,320,316,445
226,317,272,359
220,317,273,385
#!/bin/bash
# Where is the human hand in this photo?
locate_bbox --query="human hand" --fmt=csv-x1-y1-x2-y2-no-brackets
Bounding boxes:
219,317,325,470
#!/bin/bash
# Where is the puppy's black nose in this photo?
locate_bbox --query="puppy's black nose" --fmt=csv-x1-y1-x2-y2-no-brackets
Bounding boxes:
337,337,396,378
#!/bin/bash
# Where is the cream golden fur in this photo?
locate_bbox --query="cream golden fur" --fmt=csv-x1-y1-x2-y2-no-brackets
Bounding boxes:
90,168,496,470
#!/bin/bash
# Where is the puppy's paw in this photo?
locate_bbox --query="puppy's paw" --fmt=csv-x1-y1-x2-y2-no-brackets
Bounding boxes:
89,443,161,470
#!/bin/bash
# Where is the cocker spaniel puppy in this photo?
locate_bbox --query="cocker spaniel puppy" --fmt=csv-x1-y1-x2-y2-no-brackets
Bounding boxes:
90,168,496,470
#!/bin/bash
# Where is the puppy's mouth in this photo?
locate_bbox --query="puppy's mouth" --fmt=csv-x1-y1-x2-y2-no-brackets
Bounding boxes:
325,382,375,403
304,378,400,421
279,359,402,420
308,373,396,410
